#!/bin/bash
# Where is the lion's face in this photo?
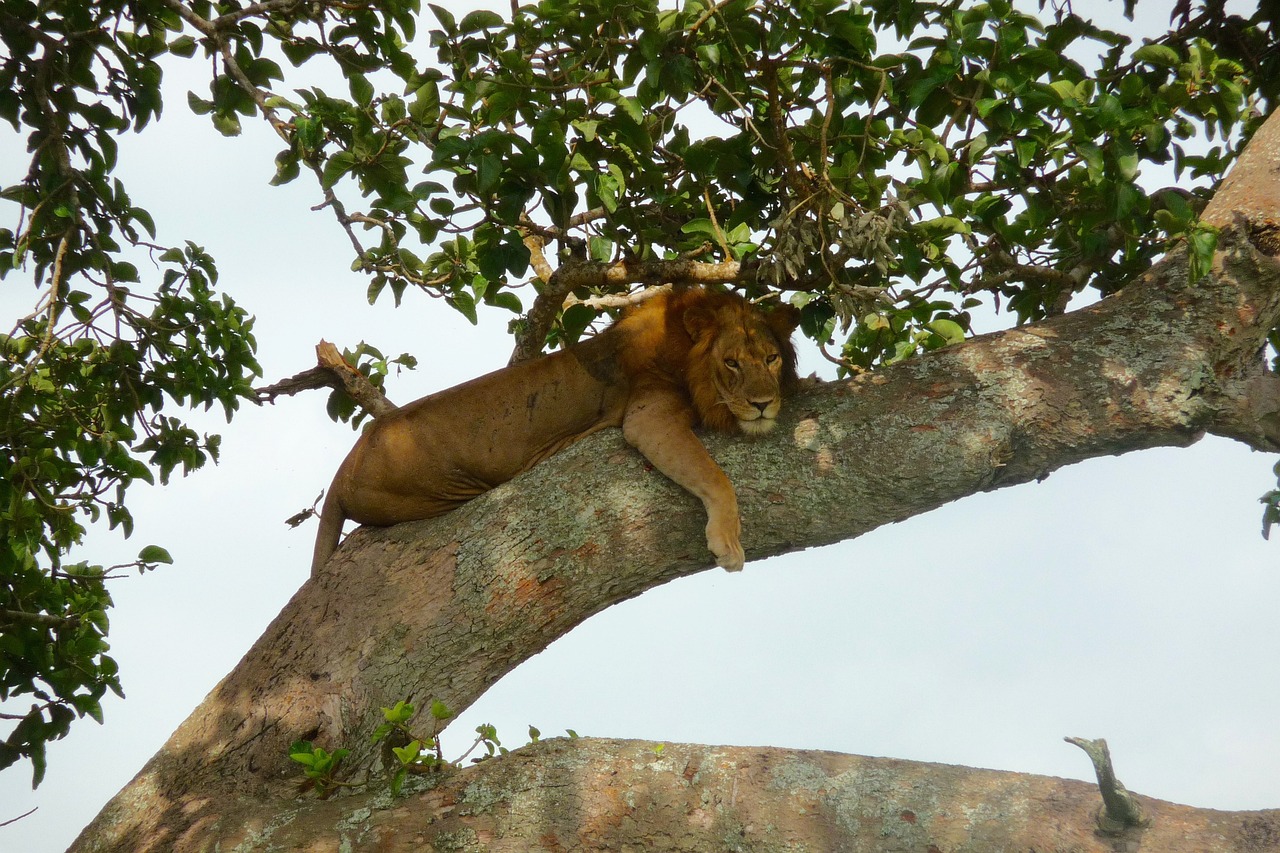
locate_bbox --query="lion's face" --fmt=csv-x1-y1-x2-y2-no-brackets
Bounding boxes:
705,328,789,435
682,299,800,435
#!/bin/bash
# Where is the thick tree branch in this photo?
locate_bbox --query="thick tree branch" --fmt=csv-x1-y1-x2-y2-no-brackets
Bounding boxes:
1203,111,1280,230
1205,368,1280,452
83,738,1280,851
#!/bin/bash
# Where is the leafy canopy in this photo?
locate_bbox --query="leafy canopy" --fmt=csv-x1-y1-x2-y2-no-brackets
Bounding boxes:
249,0,1272,360
0,0,260,784
1,0,1274,785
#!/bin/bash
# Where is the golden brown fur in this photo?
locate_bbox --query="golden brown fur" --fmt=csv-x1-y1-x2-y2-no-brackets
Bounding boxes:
312,287,799,575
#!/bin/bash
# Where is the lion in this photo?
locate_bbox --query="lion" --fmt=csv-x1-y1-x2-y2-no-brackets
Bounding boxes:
311,287,800,576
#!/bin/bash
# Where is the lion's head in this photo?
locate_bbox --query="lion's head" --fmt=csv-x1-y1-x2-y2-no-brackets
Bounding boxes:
615,289,795,436
682,295,799,434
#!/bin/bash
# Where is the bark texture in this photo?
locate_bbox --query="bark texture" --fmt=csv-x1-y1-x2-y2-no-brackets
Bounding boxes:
82,737,1280,853
70,111,1280,852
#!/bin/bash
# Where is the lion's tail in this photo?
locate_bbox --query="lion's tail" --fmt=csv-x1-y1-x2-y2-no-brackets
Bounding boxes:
310,486,346,577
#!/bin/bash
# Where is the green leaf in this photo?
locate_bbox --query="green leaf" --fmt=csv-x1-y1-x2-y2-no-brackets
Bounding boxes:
927,318,966,345
349,74,374,108
1134,43,1180,68
30,742,47,788
448,291,478,324
322,152,357,189
618,96,644,125
1049,79,1083,105
384,700,415,722
1117,151,1140,181
138,545,174,565
1077,141,1104,182
393,740,424,764
460,9,504,32
1187,225,1219,283
168,36,198,58
428,3,457,34
489,291,523,313
410,80,440,124
186,91,214,115
211,112,242,137
920,216,969,236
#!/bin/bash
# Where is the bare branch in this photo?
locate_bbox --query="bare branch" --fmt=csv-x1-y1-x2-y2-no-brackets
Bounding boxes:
0,807,37,828
508,276,575,365
554,257,747,290
254,341,398,418
254,366,337,403
314,340,398,417
564,284,672,311
0,609,78,629
518,213,555,287
509,258,750,364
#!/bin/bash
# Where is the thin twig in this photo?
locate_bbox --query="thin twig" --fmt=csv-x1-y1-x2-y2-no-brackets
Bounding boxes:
703,188,733,260
687,0,738,35
0,807,38,828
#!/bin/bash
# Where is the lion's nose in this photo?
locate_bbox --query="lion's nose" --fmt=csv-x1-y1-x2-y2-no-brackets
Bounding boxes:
750,400,771,414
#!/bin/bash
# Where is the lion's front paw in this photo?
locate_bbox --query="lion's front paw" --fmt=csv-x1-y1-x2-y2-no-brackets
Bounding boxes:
706,516,745,572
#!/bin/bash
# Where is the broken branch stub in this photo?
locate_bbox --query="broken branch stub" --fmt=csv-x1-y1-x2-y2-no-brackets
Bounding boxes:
1066,736,1149,835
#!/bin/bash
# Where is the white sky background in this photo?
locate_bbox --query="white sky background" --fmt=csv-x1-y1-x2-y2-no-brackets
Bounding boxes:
2,0,1279,849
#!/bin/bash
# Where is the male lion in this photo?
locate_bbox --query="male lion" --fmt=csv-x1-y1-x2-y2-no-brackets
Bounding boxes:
311,287,800,576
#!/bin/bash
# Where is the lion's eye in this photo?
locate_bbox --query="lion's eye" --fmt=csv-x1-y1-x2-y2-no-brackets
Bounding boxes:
724,358,740,370
765,353,780,365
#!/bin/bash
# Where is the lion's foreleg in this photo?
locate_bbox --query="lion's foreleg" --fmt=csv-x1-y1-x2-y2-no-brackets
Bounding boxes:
622,388,745,572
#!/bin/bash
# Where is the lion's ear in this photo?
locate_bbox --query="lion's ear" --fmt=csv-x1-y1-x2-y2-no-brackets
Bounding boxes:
683,305,717,341
767,303,802,339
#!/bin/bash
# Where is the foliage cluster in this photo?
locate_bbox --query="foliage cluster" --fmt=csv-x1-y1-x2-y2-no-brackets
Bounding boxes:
0,0,263,783
290,698,555,798
1,0,1274,784
220,0,1274,364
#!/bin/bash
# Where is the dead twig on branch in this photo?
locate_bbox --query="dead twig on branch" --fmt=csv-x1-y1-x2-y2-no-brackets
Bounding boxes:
1065,736,1149,835
254,341,398,418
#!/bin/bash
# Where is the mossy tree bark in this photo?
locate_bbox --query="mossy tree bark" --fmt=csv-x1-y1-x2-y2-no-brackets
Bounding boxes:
69,112,1280,852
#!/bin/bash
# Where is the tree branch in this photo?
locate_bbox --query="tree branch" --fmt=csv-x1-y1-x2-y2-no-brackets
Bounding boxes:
1205,368,1280,452
79,738,1280,851
564,283,672,311
0,609,76,629
509,258,751,364
1065,736,1148,834
1202,110,1280,230
254,341,397,417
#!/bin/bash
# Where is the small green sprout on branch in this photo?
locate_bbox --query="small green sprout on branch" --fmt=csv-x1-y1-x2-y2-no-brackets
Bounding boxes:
371,698,453,796
290,698,566,798
286,742,351,800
